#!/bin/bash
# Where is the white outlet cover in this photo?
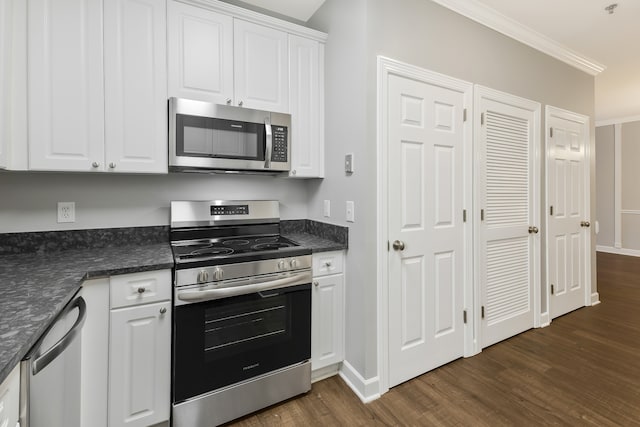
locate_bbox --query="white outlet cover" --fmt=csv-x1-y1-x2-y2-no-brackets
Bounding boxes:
323,200,331,217
57,202,76,223
346,201,355,222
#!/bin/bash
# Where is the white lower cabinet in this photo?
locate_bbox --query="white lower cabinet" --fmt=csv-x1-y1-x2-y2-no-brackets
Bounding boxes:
311,251,345,378
81,270,171,427
0,364,20,427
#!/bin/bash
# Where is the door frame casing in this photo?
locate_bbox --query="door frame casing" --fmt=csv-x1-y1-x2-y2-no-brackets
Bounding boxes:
376,56,475,395
544,105,592,321
473,85,542,346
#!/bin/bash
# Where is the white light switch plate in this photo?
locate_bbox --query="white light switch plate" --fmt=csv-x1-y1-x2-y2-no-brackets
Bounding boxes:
345,153,354,174
346,201,355,222
323,200,331,217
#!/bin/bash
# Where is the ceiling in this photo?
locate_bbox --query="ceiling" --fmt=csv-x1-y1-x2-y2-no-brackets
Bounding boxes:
241,0,639,123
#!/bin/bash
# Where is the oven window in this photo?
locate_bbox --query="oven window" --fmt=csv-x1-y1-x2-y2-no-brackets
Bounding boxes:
204,295,290,361
176,114,264,160
173,284,311,403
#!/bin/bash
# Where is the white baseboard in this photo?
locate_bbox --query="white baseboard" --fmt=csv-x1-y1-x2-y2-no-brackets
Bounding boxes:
591,292,601,306
539,312,550,327
596,245,640,257
311,363,341,383
338,360,381,403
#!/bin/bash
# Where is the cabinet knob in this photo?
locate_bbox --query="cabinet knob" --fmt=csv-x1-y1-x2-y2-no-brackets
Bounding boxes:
238,100,243,107
291,169,297,176
109,162,116,169
226,98,232,105
92,162,100,168
160,307,167,315
324,261,332,267
137,287,146,294
313,281,319,287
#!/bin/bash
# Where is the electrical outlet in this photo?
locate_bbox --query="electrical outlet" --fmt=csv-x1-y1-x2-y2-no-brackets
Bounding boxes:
323,200,331,217
346,201,355,222
57,202,75,223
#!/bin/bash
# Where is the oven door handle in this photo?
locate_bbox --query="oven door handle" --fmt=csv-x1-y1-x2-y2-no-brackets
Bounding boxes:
176,273,308,303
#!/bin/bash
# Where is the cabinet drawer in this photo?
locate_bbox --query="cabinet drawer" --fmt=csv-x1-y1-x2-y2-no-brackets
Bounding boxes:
312,251,343,276
110,270,171,309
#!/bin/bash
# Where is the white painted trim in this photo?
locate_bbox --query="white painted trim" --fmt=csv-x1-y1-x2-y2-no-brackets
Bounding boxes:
474,85,542,343
430,0,605,76
338,361,381,404
545,106,591,316
591,292,601,306
597,245,640,258
596,115,640,127
311,363,340,383
539,312,550,328
376,56,476,395
621,210,640,216
175,0,328,42
614,124,622,249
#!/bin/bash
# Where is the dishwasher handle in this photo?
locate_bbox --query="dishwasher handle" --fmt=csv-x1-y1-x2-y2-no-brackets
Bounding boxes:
32,296,87,376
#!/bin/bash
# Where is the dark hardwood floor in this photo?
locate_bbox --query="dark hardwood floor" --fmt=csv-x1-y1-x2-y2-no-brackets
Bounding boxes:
229,252,640,426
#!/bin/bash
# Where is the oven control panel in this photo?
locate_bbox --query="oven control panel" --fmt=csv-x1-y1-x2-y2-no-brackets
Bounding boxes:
211,205,249,216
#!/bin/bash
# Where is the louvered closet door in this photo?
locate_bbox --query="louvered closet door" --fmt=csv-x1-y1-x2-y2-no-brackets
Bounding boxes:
476,87,540,348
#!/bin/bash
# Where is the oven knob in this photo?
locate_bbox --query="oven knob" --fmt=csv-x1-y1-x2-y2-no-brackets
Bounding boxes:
290,259,298,269
213,268,224,281
197,270,209,283
278,260,286,270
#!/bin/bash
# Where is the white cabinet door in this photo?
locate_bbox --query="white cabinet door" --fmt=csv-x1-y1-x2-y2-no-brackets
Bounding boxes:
168,1,233,104
104,0,167,174
288,35,322,178
234,19,288,113
109,301,171,427
28,0,105,171
312,274,344,370
0,364,20,427
0,0,11,169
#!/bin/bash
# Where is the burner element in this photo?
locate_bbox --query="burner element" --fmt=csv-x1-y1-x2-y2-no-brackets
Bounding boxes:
252,242,293,251
189,245,234,257
255,236,279,244
222,239,250,246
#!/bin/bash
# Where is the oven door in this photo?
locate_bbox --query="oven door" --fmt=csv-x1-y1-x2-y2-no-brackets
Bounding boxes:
173,273,311,403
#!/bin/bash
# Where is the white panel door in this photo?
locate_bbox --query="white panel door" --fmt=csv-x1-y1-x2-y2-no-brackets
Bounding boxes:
388,73,467,387
476,87,540,348
167,1,233,104
104,0,167,174
28,0,105,171
234,19,289,113
109,301,170,427
0,0,11,169
311,274,344,370
288,34,322,178
547,107,590,319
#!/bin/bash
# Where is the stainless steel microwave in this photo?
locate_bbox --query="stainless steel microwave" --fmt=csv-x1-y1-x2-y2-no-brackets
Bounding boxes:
169,97,291,173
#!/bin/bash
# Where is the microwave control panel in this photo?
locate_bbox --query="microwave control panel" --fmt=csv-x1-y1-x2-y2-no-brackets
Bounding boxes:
271,126,288,162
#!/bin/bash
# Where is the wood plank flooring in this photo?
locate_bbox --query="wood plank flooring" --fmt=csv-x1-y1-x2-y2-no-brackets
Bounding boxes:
228,252,640,426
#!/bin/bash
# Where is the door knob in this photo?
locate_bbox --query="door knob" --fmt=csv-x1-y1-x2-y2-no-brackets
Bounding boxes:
581,221,591,228
392,240,405,251
528,226,539,234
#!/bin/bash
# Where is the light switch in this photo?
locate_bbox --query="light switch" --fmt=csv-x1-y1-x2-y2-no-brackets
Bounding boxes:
323,200,331,217
345,153,354,174
346,201,355,222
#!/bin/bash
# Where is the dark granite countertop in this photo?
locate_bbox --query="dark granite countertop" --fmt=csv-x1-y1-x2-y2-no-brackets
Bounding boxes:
0,242,173,385
283,232,347,253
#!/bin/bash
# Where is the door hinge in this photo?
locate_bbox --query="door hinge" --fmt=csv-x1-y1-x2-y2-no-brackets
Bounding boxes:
463,310,468,324
480,209,485,221
550,127,554,138
550,205,554,216
481,112,485,125
463,209,467,222
551,284,555,295
481,306,485,319
463,108,468,122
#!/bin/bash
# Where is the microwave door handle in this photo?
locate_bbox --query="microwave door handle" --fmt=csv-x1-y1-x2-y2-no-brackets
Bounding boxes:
264,117,272,169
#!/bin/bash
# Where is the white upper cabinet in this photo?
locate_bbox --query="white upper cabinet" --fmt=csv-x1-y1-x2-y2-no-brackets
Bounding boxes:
288,34,323,178
27,0,167,173
233,19,288,113
0,0,11,169
28,0,105,171
104,0,167,173
168,1,233,104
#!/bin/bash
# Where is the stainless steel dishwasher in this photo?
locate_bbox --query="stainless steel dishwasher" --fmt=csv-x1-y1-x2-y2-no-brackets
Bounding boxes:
19,291,86,427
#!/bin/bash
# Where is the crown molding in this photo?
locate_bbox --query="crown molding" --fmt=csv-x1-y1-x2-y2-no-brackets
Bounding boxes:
431,0,606,76
596,114,640,127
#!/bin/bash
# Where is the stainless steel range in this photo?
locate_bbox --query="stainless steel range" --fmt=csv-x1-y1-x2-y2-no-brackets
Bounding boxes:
170,200,312,427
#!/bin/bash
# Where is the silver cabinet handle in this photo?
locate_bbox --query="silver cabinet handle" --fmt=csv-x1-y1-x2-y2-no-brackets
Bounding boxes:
264,117,272,169
137,287,146,294
92,162,100,168
32,297,87,376
160,307,167,314
392,240,405,251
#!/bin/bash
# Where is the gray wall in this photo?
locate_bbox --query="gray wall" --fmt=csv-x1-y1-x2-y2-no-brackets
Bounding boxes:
0,172,310,233
596,125,615,247
621,121,640,249
309,0,595,385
